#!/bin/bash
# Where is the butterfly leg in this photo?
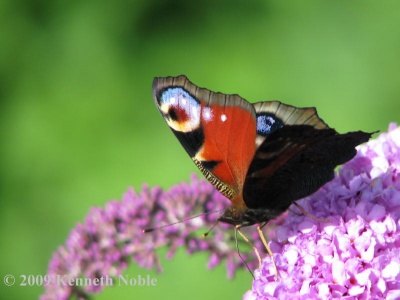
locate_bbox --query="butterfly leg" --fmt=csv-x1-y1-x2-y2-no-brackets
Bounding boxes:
288,207,303,216
292,202,331,223
235,226,262,269
257,224,278,280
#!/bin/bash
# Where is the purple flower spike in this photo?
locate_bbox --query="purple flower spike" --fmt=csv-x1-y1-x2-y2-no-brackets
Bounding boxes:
244,124,400,300
41,175,261,299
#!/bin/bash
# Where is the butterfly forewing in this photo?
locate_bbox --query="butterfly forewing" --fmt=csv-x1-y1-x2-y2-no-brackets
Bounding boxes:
153,75,257,201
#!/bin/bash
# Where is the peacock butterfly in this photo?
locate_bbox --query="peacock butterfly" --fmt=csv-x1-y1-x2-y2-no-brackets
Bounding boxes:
152,75,373,232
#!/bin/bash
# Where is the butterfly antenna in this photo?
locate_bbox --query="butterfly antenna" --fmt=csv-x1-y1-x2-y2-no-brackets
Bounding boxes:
202,220,218,238
143,210,222,233
234,227,254,278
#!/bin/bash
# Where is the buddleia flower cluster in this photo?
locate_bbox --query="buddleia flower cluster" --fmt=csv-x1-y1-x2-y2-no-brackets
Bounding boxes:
245,123,400,299
41,175,269,299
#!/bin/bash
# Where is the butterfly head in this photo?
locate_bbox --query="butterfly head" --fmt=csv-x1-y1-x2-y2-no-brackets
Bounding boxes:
218,206,282,228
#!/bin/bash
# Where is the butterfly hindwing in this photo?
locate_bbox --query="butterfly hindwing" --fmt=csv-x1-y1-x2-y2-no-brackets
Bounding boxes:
253,101,329,148
243,125,373,210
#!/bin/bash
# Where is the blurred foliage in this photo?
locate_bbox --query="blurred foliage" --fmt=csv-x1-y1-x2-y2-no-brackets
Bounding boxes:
0,0,399,299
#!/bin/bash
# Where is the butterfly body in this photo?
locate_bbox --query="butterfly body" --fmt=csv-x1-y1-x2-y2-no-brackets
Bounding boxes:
152,75,373,228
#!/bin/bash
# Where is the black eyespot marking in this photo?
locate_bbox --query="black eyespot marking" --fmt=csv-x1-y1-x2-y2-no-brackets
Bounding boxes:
201,160,220,171
168,108,178,121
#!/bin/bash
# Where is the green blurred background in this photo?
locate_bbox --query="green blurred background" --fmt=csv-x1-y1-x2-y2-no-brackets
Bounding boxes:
1,0,399,299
